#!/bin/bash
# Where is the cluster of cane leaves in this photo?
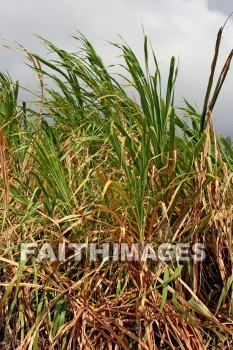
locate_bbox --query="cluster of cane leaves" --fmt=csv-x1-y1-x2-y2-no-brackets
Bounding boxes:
0,27,233,349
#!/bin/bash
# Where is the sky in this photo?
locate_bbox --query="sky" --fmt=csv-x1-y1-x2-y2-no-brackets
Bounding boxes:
1,0,233,137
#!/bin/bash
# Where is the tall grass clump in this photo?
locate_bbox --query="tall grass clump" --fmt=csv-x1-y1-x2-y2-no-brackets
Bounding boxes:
0,25,233,349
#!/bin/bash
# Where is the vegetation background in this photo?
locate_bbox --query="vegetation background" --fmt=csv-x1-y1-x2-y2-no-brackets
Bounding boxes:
0,24,233,349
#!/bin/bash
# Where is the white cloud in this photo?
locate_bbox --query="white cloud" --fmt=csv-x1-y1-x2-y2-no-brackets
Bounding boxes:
0,0,233,136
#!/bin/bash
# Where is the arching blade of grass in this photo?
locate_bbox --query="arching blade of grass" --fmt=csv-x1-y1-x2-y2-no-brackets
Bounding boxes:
200,15,233,134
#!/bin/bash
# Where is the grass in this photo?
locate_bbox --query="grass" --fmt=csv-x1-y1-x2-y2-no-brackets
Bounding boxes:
0,25,233,349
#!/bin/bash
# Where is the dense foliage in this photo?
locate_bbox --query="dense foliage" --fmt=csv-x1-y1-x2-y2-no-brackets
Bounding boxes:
0,28,232,349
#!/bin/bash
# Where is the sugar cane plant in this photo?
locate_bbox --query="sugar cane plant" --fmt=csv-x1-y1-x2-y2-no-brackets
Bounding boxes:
0,25,232,349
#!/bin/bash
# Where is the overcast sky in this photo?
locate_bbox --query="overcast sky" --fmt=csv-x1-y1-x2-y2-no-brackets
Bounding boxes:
1,0,233,137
